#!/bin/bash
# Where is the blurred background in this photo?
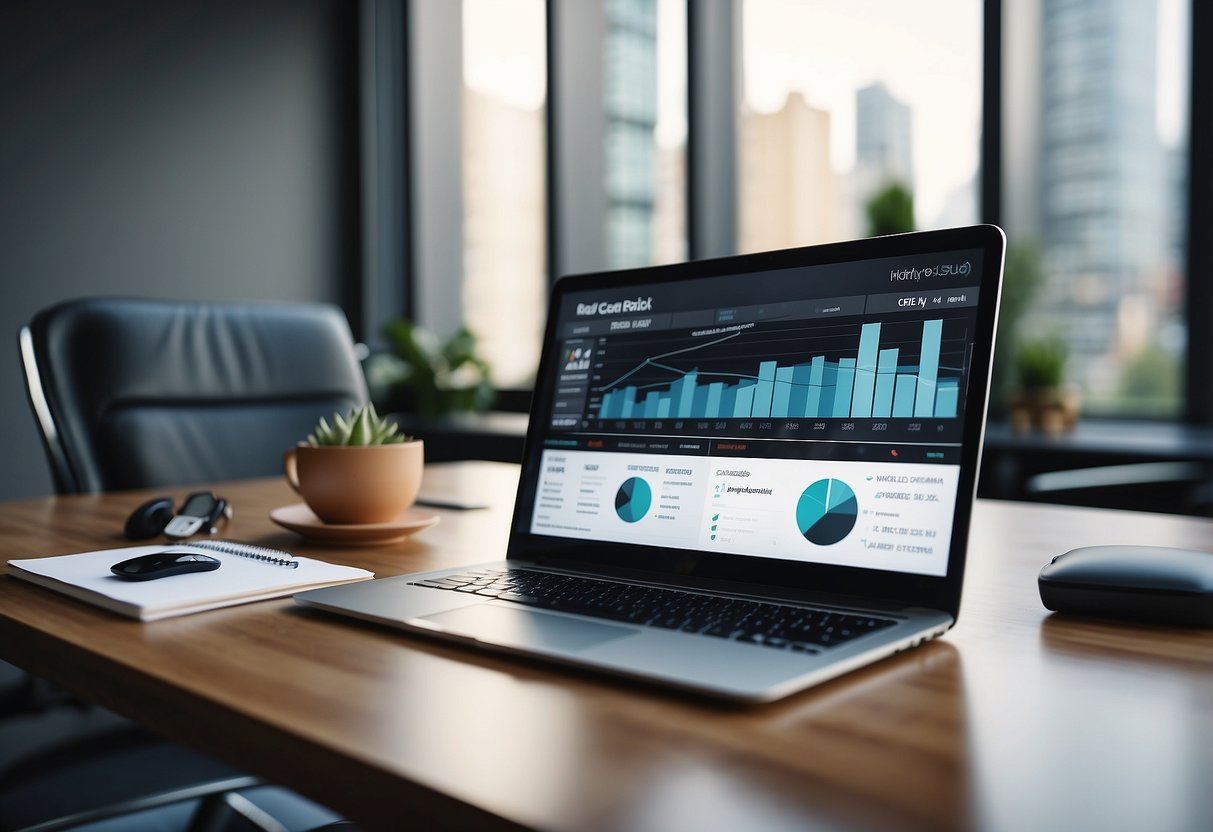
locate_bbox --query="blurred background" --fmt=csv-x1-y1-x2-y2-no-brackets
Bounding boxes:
1,0,1207,512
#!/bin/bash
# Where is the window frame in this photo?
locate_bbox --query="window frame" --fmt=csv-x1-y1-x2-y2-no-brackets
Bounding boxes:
393,0,1211,428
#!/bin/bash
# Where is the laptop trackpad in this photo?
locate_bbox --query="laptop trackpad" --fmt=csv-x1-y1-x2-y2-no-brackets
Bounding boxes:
416,604,637,652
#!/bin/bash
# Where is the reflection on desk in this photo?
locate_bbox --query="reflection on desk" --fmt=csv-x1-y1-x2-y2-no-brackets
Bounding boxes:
1,461,1210,831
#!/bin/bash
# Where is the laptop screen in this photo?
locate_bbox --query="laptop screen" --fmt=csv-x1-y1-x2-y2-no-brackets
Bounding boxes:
511,227,1003,602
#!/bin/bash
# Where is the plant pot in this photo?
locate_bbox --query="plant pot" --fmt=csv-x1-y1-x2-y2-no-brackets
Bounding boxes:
283,441,425,524
1008,386,1080,436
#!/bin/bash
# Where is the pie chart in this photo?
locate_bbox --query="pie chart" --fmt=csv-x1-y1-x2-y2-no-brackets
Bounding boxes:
615,477,652,523
796,478,858,545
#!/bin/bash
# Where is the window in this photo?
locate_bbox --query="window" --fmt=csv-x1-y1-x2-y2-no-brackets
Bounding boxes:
604,0,687,268
737,0,983,252
462,0,547,387
1002,0,1188,417
549,0,687,279
403,0,1206,428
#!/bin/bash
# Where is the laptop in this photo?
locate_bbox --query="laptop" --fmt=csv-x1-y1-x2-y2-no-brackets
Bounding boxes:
296,225,1005,703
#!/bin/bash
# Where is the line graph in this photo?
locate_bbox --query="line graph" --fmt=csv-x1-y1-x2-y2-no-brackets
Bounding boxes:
595,319,966,421
600,331,744,392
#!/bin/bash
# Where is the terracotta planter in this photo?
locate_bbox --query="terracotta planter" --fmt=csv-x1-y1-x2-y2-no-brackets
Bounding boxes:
1008,386,1080,436
283,441,424,524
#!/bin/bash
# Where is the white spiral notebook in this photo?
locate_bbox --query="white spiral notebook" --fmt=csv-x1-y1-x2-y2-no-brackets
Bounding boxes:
7,539,374,621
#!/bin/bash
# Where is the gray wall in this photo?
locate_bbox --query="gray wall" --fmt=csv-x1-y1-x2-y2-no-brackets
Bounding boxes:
0,0,361,499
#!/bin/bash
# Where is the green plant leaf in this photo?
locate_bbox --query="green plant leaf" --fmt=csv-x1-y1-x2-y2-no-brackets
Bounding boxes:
305,403,414,446
377,318,496,420
349,406,373,445
1016,337,1067,389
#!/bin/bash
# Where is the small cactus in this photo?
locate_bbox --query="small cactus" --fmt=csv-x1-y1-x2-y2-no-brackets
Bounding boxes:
307,404,412,447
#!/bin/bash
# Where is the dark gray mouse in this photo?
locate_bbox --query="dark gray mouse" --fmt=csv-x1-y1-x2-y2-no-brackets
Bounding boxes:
111,550,221,581
1039,545,1213,627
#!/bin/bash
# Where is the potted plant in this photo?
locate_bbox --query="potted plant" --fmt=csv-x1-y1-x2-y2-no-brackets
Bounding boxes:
364,321,495,422
283,404,424,524
305,403,413,447
991,241,1045,412
1007,337,1080,435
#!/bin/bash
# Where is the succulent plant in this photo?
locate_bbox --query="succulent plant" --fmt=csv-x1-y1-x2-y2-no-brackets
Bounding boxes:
307,403,412,447
1015,337,1067,391
370,320,495,421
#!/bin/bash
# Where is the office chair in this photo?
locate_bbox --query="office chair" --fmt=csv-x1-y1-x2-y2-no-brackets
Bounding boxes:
20,296,368,495
7,297,369,832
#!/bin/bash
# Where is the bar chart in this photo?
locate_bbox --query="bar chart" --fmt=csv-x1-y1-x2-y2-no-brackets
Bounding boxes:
595,319,964,421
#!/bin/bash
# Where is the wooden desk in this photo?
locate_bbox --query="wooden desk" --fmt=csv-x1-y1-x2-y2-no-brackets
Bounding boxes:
2,462,1211,831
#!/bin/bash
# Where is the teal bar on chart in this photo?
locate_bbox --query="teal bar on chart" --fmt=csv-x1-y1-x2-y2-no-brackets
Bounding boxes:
720,384,737,419
850,323,881,418
676,371,698,418
667,376,685,417
833,358,857,418
893,374,917,417
733,382,756,417
934,379,959,418
873,348,899,418
752,361,778,418
818,362,839,417
806,356,825,417
915,319,943,417
643,391,660,418
789,363,813,417
771,366,795,418
592,318,958,423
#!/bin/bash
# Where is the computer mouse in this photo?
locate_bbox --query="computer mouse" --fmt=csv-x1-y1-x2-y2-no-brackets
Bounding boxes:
111,550,221,581
1039,545,1213,628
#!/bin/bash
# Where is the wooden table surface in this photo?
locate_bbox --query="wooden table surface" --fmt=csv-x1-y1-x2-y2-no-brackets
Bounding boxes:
2,461,1211,832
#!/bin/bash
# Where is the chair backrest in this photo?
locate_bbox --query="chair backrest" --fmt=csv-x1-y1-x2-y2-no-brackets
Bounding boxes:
20,297,368,494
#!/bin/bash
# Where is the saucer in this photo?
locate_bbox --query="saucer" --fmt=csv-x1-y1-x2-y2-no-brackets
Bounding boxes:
269,503,440,545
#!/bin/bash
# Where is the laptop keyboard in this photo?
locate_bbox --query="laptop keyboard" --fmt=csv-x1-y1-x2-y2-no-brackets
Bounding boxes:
409,568,895,653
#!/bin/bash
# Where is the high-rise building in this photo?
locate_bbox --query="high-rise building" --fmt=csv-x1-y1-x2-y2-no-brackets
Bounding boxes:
651,143,686,265
1027,0,1174,399
739,91,840,252
852,82,914,235
855,81,913,186
605,0,659,269
463,87,546,386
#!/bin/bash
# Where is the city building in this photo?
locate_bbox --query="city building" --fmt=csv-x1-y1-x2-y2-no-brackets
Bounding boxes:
739,91,840,252
605,0,659,269
463,87,547,386
1024,0,1178,404
852,81,915,235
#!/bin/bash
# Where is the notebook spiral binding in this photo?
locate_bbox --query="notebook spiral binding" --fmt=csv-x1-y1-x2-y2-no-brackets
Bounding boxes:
189,539,300,569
